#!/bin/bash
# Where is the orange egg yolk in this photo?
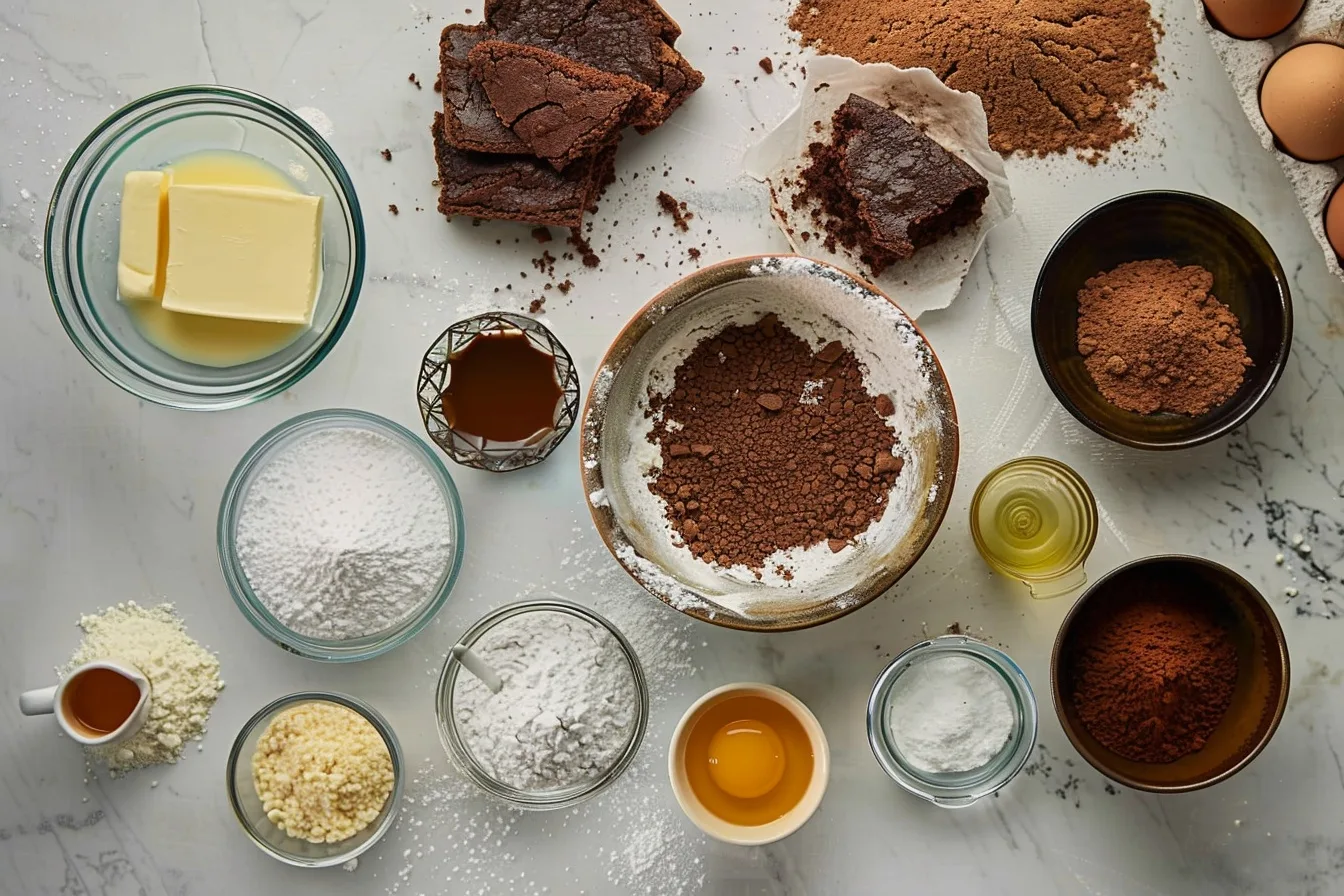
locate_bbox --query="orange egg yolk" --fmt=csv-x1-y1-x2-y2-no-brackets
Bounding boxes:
706,719,786,799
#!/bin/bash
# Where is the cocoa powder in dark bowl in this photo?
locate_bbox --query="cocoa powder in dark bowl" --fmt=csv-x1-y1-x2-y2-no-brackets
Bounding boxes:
579,256,959,633
1050,555,1289,793
1032,191,1292,450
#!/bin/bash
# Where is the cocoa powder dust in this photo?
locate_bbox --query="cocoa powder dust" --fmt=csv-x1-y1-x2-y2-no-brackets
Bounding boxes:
648,314,904,572
1076,259,1252,416
789,0,1162,157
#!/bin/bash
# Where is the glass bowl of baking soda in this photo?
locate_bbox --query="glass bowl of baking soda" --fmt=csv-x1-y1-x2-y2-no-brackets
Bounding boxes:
435,599,649,810
867,635,1038,807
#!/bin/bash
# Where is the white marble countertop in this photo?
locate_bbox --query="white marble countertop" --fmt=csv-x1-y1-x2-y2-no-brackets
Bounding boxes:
3,0,1344,894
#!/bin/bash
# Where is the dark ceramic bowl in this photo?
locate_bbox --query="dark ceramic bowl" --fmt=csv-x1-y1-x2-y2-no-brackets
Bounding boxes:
1051,555,1289,793
1032,192,1292,450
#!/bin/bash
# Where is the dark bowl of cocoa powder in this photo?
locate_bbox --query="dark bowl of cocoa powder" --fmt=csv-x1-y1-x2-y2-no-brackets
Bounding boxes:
1032,191,1292,450
1050,555,1289,793
579,256,959,632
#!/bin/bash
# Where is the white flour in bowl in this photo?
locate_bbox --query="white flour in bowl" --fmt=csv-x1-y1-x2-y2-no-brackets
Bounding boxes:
234,426,455,640
453,610,639,792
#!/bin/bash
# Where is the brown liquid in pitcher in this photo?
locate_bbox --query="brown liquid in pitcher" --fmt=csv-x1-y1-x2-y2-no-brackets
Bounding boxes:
441,330,563,443
62,667,141,735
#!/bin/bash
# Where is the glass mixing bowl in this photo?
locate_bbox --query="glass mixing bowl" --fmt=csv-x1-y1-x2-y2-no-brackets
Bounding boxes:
435,599,649,810
217,409,466,661
45,85,364,410
225,691,403,868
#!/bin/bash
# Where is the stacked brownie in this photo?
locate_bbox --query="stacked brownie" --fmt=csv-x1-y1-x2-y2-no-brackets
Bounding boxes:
433,0,703,230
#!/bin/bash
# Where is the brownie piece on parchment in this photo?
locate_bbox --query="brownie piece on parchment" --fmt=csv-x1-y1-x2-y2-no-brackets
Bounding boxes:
800,94,989,274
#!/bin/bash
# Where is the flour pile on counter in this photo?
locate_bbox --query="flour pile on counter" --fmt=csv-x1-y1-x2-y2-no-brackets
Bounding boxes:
453,609,639,791
235,426,456,639
61,602,223,776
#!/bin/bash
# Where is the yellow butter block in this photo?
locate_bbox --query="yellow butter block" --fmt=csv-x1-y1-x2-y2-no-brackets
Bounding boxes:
162,184,322,325
117,170,169,300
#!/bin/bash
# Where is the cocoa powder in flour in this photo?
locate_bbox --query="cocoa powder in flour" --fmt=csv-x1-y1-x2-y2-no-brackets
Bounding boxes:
649,315,904,572
789,0,1162,157
1076,259,1252,416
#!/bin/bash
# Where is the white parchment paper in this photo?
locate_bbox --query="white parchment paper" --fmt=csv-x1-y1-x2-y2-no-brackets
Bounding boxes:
743,56,1013,318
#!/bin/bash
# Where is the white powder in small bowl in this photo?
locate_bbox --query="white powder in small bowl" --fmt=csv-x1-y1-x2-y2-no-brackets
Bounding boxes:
452,610,640,793
887,655,1015,775
234,424,456,641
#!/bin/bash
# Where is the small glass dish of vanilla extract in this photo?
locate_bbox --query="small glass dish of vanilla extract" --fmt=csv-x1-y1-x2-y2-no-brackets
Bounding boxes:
417,313,581,472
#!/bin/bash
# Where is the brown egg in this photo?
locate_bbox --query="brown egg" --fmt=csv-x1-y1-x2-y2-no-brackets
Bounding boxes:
1205,0,1304,39
1260,43,1344,162
1326,183,1344,258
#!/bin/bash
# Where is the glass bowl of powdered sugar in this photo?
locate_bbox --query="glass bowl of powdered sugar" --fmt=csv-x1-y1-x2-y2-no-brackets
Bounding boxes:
867,635,1038,807
435,599,649,810
218,409,466,662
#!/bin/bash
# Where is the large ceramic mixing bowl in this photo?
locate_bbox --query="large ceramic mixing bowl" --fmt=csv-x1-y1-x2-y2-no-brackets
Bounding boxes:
579,256,959,632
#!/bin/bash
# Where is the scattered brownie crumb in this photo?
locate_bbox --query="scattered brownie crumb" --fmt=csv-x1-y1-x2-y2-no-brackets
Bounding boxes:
657,191,692,231
409,72,422,89
688,247,701,260
558,279,574,294
388,204,400,215
759,57,774,74
529,297,545,314
568,229,601,267
532,227,553,244
380,148,393,161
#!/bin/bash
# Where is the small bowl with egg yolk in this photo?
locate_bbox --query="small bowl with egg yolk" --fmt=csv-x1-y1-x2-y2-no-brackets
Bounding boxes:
668,683,829,846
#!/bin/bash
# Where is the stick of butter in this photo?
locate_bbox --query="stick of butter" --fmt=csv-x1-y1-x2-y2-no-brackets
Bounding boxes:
162,184,322,325
117,171,169,300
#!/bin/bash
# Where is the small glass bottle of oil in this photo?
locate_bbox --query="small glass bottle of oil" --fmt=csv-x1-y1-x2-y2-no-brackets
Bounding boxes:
969,457,1097,598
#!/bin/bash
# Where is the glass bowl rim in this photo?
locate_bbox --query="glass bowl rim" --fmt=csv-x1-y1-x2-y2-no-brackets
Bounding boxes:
224,690,405,868
44,83,366,411
867,635,1039,807
217,408,466,662
435,598,650,810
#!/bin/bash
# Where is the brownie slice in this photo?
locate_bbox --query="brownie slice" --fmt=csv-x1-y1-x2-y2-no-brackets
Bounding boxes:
469,40,653,170
484,0,702,131
431,111,617,228
799,95,989,275
439,24,531,155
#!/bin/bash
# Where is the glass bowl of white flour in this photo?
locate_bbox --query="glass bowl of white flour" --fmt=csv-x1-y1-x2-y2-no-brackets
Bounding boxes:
435,599,649,810
218,409,466,661
866,635,1038,807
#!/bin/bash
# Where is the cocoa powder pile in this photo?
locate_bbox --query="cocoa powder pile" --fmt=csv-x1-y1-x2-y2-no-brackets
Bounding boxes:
649,314,904,571
1067,587,1240,764
1077,259,1252,416
789,0,1162,157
